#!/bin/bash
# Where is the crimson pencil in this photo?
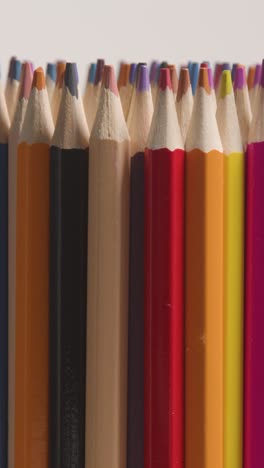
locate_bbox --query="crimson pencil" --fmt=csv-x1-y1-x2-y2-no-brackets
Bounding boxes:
144,67,185,468
244,61,264,468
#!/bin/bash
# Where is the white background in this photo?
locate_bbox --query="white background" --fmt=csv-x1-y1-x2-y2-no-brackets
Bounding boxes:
1,0,262,90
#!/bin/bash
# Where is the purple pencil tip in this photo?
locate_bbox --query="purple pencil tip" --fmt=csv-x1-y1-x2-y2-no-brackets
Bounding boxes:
222,62,231,71
254,64,262,87
150,61,159,83
129,63,137,85
137,65,150,92
234,66,246,90
260,60,264,88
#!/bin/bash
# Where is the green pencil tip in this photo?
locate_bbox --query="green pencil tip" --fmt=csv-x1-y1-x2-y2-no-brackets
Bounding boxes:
219,70,233,98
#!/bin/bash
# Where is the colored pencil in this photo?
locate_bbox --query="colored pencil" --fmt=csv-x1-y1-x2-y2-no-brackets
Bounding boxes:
84,58,104,131
51,61,66,123
119,64,131,118
214,63,222,90
45,63,56,102
49,62,89,468
168,64,178,99
117,62,126,89
127,64,153,468
216,70,244,468
83,62,96,126
244,61,264,468
208,66,217,112
85,65,130,468
190,62,199,95
145,67,185,468
234,65,252,149
125,63,137,120
127,63,147,126
5,58,22,122
150,61,159,105
247,65,255,110
176,67,193,142
14,68,54,468
251,63,261,114
232,63,238,82
185,66,224,468
0,69,10,468
8,62,32,468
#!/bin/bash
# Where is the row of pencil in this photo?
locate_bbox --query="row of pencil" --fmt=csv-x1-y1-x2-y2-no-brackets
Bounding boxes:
0,55,262,468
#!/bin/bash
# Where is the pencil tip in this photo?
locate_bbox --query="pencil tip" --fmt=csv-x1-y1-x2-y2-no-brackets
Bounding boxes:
234,66,246,90
168,64,178,93
198,66,211,94
158,67,172,91
247,65,256,90
32,67,46,91
207,67,214,90
102,65,118,96
137,65,150,92
46,63,56,82
19,62,33,100
201,62,208,68
129,63,137,85
56,62,66,88
88,63,96,84
64,63,78,98
222,62,231,71
150,61,159,83
260,60,264,88
94,59,105,85
177,67,191,101
231,63,238,82
219,70,233,98
254,63,262,86
11,59,22,81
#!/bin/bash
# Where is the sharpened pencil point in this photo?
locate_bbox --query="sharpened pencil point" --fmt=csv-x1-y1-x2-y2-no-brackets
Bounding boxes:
234,66,246,90
177,67,191,101
46,63,56,82
222,62,231,71
88,63,96,83
11,59,22,81
260,60,264,88
198,66,211,94
247,66,255,90
137,65,149,92
150,61,159,83
56,62,66,88
94,59,105,86
158,68,172,91
103,65,118,96
129,63,137,85
207,67,214,90
32,67,46,91
19,63,33,100
254,64,262,86
219,70,233,98
201,62,208,68
64,63,78,98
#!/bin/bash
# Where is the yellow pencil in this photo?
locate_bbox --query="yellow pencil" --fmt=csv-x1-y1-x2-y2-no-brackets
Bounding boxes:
216,70,244,468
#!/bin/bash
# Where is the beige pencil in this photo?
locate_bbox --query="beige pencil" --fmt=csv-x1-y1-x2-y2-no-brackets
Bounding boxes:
85,65,130,468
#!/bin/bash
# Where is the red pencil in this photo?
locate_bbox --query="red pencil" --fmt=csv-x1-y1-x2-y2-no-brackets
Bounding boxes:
144,67,185,468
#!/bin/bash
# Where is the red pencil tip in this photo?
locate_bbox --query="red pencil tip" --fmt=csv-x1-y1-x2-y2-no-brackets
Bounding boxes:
158,68,172,91
32,67,46,91
103,65,119,96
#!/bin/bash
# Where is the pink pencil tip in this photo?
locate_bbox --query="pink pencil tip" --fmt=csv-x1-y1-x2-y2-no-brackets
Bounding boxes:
158,68,172,91
19,62,33,100
103,65,119,96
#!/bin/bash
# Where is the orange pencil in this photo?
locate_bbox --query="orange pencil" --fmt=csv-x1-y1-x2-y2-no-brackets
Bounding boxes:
119,64,131,118
14,68,54,468
185,66,224,468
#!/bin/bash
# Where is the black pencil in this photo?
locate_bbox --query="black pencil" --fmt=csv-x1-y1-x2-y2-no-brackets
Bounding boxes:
49,62,89,468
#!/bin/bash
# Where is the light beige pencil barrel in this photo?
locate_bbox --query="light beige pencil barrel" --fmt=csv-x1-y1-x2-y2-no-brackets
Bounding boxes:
85,65,130,468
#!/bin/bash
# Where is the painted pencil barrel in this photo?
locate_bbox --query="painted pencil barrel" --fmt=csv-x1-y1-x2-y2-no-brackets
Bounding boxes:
49,148,88,468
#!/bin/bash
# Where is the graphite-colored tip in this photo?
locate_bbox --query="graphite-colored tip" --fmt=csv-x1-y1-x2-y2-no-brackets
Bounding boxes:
219,70,233,98
19,62,33,100
159,68,172,91
129,63,137,85
234,65,246,90
177,67,191,101
137,64,150,92
168,64,178,93
56,62,66,88
32,67,46,90
198,66,211,94
8,56,16,78
94,58,105,85
231,63,238,82
46,63,56,82
11,59,22,81
247,65,255,90
150,61,159,83
222,62,231,71
103,65,118,96
261,60,264,88
88,63,96,83
64,62,78,98
207,67,214,90
254,63,262,87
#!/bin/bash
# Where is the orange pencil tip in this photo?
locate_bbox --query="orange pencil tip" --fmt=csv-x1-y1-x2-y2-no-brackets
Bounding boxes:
56,62,66,88
32,67,46,90
177,67,190,101
198,66,211,94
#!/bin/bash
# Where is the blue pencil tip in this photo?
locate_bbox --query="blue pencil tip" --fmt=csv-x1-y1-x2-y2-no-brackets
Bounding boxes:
46,63,56,82
88,63,96,83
